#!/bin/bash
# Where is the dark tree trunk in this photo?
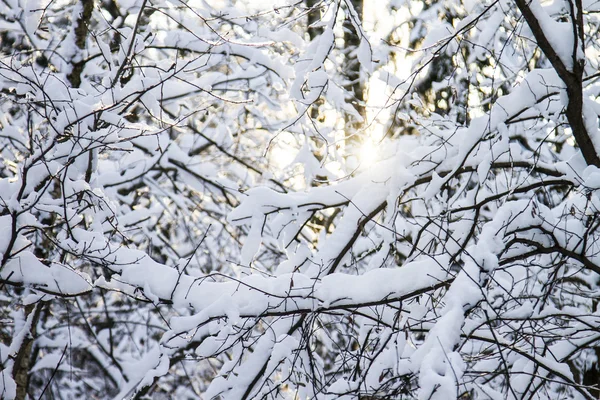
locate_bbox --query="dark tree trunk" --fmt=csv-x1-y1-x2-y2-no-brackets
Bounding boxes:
343,0,365,138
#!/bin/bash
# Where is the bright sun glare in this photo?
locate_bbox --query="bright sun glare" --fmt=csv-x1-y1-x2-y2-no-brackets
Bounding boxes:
359,139,378,168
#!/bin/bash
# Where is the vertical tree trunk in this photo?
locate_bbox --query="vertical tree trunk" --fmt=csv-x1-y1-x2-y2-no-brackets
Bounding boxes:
342,0,365,139
582,349,600,399
306,0,327,178
306,0,321,41
13,304,42,400
68,0,94,88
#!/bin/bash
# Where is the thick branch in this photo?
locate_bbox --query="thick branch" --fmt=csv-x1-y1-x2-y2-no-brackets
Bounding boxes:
514,0,600,167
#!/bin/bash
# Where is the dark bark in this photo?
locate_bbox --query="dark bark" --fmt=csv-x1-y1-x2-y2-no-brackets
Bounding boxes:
306,0,322,41
307,0,323,123
343,0,365,134
13,304,42,400
582,348,600,399
68,0,94,88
